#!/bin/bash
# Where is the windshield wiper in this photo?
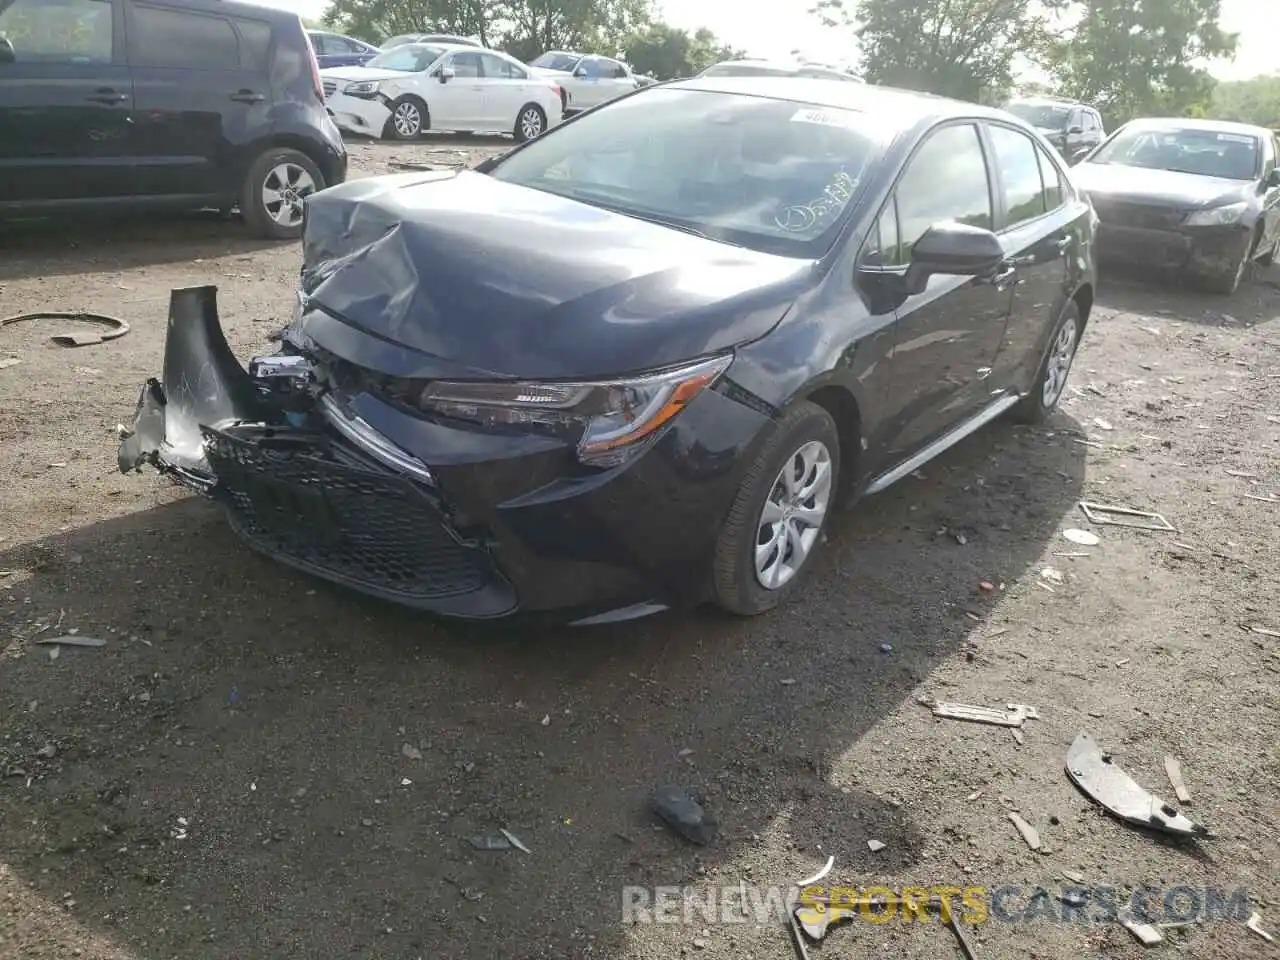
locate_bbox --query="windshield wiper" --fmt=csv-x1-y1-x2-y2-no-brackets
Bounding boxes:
568,192,742,245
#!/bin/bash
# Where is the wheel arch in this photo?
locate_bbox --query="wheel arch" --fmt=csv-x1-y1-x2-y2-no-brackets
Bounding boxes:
235,134,340,193
793,381,862,505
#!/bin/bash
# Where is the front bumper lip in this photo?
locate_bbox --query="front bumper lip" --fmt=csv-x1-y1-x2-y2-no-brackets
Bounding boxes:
1094,221,1252,273
325,91,391,135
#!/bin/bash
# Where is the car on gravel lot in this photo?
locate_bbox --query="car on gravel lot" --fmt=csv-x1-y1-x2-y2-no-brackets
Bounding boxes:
698,59,859,81
1071,118,1280,293
117,77,1096,624
322,42,562,141
1001,96,1105,161
528,51,640,112
0,0,347,240
307,29,380,69
381,32,481,50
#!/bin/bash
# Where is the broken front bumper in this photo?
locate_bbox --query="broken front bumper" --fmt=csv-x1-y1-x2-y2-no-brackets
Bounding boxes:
118,286,516,618
1095,222,1252,276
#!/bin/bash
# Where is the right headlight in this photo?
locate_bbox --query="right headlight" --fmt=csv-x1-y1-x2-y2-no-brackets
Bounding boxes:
343,80,381,97
1184,201,1248,227
415,354,734,468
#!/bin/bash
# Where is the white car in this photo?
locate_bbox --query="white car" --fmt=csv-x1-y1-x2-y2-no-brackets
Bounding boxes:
528,51,640,112
321,43,563,142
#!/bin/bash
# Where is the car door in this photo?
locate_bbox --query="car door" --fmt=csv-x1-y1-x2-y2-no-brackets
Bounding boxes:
598,57,635,103
570,55,607,108
877,121,1013,462
126,2,270,199
476,51,524,128
984,122,1077,387
0,0,136,205
430,50,484,129
1082,110,1103,150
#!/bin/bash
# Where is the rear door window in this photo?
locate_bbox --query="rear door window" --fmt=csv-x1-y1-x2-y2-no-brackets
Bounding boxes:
988,124,1047,229
130,4,238,69
236,18,273,71
0,0,115,64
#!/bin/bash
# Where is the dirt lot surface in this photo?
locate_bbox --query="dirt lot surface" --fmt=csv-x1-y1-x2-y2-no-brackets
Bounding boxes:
2,138,1278,960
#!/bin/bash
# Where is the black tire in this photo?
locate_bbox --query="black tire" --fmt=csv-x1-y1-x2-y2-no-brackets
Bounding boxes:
1011,300,1082,425
513,103,547,143
711,401,840,616
239,148,324,241
1256,228,1277,267
386,96,427,140
1197,230,1256,294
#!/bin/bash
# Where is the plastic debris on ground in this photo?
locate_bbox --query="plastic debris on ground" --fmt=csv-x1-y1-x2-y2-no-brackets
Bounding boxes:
651,785,717,845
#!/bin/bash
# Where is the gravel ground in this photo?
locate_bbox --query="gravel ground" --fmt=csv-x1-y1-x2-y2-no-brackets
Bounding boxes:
1,138,1278,960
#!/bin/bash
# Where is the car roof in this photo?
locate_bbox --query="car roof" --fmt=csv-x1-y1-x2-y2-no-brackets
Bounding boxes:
1006,96,1086,107
665,76,1011,128
1120,116,1272,138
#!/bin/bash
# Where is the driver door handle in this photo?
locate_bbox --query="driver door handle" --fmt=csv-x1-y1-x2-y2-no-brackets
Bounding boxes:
990,265,1017,289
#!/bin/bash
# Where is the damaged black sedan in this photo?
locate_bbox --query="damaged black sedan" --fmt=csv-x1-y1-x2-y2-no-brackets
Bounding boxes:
119,78,1096,623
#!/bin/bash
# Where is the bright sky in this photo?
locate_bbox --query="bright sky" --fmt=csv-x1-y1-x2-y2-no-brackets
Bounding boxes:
264,0,1276,81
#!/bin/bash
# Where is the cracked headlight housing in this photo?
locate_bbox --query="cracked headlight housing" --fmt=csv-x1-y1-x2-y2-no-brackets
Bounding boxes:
1183,201,1248,227
343,79,381,98
417,354,734,468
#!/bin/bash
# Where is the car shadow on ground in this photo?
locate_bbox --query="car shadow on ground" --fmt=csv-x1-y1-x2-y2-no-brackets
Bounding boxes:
1095,262,1280,327
0,211,283,284
0,415,1086,958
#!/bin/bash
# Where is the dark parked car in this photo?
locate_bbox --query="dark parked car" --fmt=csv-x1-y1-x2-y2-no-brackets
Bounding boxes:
117,78,1096,624
1002,97,1104,161
1072,118,1280,293
307,29,379,69
0,0,348,239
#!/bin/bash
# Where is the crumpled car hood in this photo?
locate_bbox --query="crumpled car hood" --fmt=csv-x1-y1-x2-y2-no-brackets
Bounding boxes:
1072,162,1253,209
295,170,814,381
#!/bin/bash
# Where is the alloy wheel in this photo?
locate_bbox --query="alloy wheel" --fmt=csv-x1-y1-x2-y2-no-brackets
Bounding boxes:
520,107,544,140
754,440,833,590
261,163,316,229
394,101,422,138
1041,312,1079,409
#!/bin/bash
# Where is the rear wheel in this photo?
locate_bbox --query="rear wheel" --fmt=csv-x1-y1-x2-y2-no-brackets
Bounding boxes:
387,96,427,140
711,402,840,616
1011,300,1081,425
514,103,546,142
239,148,323,240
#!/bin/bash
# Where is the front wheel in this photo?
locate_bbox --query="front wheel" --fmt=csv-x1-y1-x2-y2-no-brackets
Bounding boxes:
712,401,840,616
1011,300,1081,425
239,148,323,240
514,103,546,143
387,96,426,140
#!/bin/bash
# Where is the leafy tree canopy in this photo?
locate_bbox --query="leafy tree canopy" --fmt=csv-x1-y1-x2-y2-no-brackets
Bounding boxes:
622,23,743,80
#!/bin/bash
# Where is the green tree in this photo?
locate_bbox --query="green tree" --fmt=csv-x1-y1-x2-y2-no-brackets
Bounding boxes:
1045,0,1237,127
500,0,652,62
621,23,743,80
1210,74,1280,128
321,0,505,46
812,0,1055,103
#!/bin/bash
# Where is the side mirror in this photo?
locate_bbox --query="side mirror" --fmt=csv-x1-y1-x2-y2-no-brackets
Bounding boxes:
573,66,588,78
903,221,1005,295
0,37,15,65
438,66,454,83
1266,168,1280,189
1068,125,1083,135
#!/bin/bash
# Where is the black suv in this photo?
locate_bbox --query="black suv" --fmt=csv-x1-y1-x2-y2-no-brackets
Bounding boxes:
1002,96,1105,163
0,0,348,239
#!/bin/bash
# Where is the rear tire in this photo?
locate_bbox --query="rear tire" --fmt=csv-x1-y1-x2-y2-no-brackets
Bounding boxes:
711,402,840,616
514,103,546,143
239,148,324,241
386,96,427,140
1011,300,1081,425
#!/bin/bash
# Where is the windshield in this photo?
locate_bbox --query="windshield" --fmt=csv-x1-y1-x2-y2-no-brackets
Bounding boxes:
366,44,445,72
533,52,581,71
488,89,883,257
1005,103,1071,129
1092,126,1260,180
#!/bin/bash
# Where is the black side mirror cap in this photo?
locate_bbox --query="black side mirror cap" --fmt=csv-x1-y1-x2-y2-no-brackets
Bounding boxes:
1068,125,1083,135
1266,168,1280,189
904,220,1005,292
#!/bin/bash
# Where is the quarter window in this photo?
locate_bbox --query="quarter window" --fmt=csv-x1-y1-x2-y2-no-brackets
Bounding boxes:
0,0,113,64
1036,142,1068,210
131,6,238,69
860,204,901,268
479,52,525,79
989,125,1047,229
892,123,992,265
237,19,273,71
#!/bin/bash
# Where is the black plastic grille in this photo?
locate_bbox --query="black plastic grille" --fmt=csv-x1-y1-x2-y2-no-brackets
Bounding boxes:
203,427,488,600
322,79,338,99
1090,200,1186,230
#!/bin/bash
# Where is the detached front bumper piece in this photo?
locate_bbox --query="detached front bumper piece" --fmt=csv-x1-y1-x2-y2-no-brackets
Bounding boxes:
118,286,517,618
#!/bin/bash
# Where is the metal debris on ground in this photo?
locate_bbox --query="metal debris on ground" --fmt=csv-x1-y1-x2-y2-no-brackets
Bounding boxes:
1118,906,1165,946
930,701,1040,729
1163,756,1192,804
1247,911,1275,943
1040,566,1064,584
499,828,530,853
1242,493,1279,503
34,635,107,648
926,895,981,960
1007,812,1041,850
795,855,834,887
866,839,886,852
1250,625,1280,639
468,833,512,851
0,311,130,346
1063,528,1100,546
651,785,717,845
1065,732,1209,837
1079,501,1176,532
